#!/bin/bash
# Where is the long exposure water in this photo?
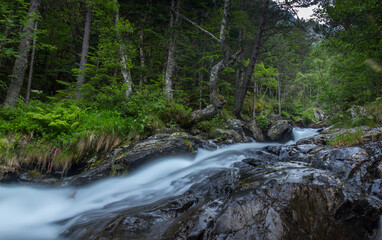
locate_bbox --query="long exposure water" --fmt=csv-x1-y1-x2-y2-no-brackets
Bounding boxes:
0,128,318,240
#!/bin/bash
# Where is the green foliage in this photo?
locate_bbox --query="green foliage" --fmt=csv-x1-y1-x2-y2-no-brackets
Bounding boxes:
281,111,291,119
366,97,382,123
196,115,226,136
255,115,269,130
302,108,317,125
327,129,364,147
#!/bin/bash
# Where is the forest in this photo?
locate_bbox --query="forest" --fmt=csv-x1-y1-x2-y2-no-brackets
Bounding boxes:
0,0,381,174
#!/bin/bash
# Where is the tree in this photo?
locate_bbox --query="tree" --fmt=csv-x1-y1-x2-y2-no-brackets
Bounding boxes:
3,0,41,108
164,0,181,99
115,0,133,99
25,18,38,104
233,0,269,119
176,0,241,125
75,1,93,99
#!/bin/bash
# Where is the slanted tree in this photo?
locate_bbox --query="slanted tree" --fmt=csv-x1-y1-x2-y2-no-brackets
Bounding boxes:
176,0,242,125
4,0,41,108
233,0,269,119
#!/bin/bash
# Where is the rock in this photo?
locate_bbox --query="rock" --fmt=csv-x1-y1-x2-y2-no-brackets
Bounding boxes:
63,141,382,239
348,106,368,119
214,128,243,142
226,119,245,136
0,166,18,183
114,134,200,170
268,114,282,125
267,120,293,142
243,120,266,142
314,108,325,121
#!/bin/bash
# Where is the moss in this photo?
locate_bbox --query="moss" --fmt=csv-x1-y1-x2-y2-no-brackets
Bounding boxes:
183,140,193,151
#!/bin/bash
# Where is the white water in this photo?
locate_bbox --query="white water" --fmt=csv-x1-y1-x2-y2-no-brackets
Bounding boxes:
0,128,317,240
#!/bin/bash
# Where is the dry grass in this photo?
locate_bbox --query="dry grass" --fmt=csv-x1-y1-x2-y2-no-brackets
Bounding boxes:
0,131,123,176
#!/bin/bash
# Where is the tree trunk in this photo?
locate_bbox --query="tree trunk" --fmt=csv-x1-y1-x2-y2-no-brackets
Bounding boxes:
164,0,181,99
75,3,92,100
277,62,281,116
252,76,256,119
234,0,247,102
115,0,133,99
233,0,269,119
139,30,147,86
25,19,38,105
4,0,41,108
187,0,234,125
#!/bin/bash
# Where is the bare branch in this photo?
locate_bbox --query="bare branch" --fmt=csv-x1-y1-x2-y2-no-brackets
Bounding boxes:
172,8,221,43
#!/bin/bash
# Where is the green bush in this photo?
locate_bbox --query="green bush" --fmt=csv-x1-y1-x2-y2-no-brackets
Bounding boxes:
256,115,269,130
302,108,317,125
281,111,291,119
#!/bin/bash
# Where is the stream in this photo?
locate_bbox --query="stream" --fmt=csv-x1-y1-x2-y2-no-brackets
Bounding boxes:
0,128,318,240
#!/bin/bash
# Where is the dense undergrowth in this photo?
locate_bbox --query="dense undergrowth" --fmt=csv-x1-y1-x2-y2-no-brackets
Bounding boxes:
0,90,193,175
1,89,381,176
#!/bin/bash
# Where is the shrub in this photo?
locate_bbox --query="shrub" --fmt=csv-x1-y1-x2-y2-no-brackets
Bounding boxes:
256,115,269,130
302,108,317,125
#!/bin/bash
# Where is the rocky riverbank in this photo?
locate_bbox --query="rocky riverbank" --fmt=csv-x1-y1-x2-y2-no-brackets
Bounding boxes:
55,126,381,239
0,125,381,239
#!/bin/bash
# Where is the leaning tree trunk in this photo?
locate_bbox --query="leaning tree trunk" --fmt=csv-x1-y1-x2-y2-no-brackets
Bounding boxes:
164,0,181,99
115,0,133,99
4,0,41,108
75,3,92,100
25,19,38,105
175,0,240,127
233,0,269,119
188,0,239,125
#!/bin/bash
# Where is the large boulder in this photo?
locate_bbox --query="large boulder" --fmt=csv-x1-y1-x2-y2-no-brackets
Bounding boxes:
266,120,293,142
114,132,200,169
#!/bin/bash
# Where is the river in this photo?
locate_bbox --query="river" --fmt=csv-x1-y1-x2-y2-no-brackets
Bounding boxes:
0,128,318,240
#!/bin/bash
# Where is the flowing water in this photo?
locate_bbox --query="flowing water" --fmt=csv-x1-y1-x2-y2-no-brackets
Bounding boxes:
0,128,318,240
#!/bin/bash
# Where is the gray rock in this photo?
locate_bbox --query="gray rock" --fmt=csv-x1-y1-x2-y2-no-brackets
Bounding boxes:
314,108,325,121
267,120,293,142
244,120,266,142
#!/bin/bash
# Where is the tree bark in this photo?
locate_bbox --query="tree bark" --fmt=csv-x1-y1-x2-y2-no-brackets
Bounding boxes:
277,61,281,116
25,19,38,105
115,0,133,99
233,0,269,119
164,0,181,99
139,30,147,86
176,0,239,126
75,3,92,100
188,0,236,125
4,0,41,108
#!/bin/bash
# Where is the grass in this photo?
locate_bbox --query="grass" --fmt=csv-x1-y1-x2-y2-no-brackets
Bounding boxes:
327,129,364,147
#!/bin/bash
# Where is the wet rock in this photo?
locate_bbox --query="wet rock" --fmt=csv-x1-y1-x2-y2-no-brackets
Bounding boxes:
267,120,293,142
0,166,18,183
243,120,266,142
214,128,243,142
115,134,200,170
